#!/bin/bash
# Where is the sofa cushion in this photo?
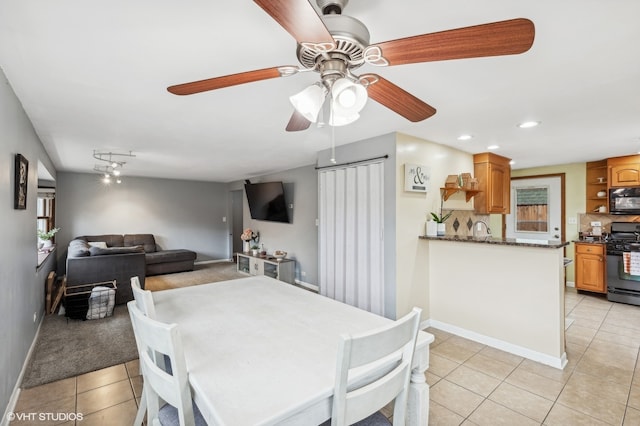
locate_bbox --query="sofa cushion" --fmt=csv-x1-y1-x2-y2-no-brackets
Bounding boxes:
68,239,90,257
124,234,157,253
145,249,196,265
89,245,145,256
78,235,124,247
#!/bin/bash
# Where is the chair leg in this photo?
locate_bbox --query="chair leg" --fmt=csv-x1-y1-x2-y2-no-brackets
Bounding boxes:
134,387,147,426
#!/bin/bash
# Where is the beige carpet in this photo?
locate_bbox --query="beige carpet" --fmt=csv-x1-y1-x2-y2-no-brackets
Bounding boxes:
144,261,246,291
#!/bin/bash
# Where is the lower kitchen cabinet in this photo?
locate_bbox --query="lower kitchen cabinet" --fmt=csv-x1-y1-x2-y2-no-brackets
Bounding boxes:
575,242,606,293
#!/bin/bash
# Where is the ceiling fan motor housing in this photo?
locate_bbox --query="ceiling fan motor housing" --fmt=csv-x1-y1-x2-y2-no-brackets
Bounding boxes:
296,14,370,71
316,0,348,15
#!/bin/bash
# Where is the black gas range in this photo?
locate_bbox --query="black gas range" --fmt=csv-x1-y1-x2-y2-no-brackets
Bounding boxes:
606,222,640,255
606,222,640,306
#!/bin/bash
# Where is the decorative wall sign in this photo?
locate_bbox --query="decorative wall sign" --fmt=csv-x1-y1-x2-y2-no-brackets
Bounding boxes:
404,163,430,193
14,153,28,209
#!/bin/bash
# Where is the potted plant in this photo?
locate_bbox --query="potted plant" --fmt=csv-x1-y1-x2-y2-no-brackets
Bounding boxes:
429,211,452,236
37,227,60,248
251,244,260,256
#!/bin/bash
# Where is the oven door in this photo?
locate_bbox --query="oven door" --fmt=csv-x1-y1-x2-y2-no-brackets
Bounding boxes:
606,254,640,306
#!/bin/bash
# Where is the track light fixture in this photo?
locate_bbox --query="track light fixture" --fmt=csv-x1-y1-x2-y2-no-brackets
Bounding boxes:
93,150,135,184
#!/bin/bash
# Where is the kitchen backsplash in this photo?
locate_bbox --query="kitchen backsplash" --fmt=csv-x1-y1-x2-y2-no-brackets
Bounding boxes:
441,210,491,237
579,213,640,236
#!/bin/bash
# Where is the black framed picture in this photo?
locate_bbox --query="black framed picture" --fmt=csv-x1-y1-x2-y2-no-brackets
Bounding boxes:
14,153,28,210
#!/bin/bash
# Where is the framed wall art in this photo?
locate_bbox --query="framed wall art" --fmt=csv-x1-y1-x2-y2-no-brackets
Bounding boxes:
14,153,28,209
404,163,430,193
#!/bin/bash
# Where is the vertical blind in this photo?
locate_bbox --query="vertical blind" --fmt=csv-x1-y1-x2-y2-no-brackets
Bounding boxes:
319,161,385,316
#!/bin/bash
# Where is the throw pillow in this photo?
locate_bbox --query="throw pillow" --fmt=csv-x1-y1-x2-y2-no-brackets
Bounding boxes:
88,241,108,249
89,245,145,256
68,239,90,257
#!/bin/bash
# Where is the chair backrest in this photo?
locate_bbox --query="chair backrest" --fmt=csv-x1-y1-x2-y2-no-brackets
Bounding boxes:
127,301,196,426
131,276,156,319
331,307,422,426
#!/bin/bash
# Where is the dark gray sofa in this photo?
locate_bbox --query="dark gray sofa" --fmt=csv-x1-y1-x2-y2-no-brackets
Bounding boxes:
66,234,197,304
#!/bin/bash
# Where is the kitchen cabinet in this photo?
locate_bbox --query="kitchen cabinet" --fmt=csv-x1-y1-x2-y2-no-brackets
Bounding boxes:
608,155,640,187
237,253,295,284
586,159,608,213
575,243,606,294
473,152,511,214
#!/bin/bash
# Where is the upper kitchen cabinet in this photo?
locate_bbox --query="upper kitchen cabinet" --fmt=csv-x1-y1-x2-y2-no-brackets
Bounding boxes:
473,153,511,214
609,154,640,187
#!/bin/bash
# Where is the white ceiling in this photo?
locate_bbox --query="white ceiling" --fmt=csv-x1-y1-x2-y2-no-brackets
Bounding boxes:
1,0,639,183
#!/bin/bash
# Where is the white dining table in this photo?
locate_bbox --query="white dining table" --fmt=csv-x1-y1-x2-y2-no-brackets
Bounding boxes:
152,276,434,426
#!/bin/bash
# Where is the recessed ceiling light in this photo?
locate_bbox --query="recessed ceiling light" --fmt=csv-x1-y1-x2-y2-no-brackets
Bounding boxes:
518,121,541,129
457,134,473,141
487,144,500,150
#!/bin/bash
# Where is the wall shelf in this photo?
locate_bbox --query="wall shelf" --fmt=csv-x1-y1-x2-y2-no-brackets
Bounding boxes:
441,187,481,202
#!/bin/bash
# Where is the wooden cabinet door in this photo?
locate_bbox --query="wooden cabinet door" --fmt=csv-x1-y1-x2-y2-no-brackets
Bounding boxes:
488,163,509,214
575,244,606,293
610,164,640,187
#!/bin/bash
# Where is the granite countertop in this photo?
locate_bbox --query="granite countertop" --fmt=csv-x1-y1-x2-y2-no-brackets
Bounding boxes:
572,239,606,244
419,235,569,249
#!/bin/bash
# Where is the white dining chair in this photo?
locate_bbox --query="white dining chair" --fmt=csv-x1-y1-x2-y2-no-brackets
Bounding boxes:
131,276,156,426
128,301,207,426
327,307,422,426
131,276,156,318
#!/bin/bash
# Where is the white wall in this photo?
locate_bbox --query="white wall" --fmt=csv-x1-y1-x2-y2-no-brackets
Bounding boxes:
229,164,319,286
55,172,230,264
395,133,475,320
0,68,57,416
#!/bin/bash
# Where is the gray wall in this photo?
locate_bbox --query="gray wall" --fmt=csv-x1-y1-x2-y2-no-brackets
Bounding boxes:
0,68,57,416
316,133,397,319
56,173,230,265
230,164,319,286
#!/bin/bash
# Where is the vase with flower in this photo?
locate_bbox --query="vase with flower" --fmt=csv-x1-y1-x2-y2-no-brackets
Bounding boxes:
240,228,259,252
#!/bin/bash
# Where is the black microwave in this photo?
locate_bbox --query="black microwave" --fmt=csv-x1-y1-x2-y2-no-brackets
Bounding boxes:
610,187,640,214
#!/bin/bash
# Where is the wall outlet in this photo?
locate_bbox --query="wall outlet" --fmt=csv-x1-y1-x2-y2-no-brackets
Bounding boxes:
591,221,602,227
33,312,37,323
222,216,226,222
301,271,306,277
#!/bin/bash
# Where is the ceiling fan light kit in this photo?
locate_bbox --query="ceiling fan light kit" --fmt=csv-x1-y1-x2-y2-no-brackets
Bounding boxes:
167,0,535,132
289,83,327,122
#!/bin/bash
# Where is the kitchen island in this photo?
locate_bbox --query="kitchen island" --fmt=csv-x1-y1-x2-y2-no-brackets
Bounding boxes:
420,235,570,369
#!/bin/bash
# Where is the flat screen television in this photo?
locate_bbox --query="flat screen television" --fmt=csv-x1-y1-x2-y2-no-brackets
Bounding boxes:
244,181,291,223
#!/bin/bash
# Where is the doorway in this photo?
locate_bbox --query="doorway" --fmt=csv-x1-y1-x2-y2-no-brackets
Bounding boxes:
231,190,243,258
506,175,565,242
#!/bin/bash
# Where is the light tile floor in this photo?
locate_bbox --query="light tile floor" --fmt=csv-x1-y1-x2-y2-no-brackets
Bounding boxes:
9,288,640,425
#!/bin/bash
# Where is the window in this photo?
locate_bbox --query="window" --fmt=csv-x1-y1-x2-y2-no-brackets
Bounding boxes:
37,189,56,240
515,186,548,233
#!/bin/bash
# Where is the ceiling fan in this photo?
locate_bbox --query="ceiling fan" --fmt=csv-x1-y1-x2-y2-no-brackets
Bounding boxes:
167,0,534,131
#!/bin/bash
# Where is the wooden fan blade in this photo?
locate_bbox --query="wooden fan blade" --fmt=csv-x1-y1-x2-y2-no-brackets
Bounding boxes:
254,0,334,45
286,110,312,132
373,18,534,66
366,75,436,122
167,67,287,95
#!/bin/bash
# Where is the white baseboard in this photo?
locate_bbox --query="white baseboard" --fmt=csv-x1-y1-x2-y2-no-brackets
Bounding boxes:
426,319,568,370
2,313,45,426
566,281,575,288
195,258,234,265
295,280,319,293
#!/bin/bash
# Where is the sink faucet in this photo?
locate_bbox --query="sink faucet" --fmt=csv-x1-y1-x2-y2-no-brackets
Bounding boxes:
473,220,492,238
